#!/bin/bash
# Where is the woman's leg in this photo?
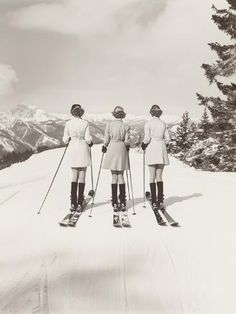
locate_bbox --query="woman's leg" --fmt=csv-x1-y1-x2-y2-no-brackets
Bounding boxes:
156,165,165,206
117,171,125,184
149,165,156,183
155,165,164,182
70,168,79,209
111,171,118,208
71,168,79,182
78,167,87,183
149,165,157,206
117,171,126,208
78,167,87,206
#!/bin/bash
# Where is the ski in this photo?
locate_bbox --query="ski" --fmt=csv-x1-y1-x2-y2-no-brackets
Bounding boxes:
159,206,179,227
145,191,178,226
59,212,73,227
120,210,131,228
145,191,166,226
59,190,94,227
68,190,95,227
113,212,122,228
67,210,82,227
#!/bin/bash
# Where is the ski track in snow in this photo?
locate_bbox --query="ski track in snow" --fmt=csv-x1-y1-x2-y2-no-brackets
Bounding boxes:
0,145,236,314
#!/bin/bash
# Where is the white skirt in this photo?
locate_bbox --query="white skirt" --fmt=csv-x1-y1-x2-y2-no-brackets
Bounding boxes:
67,139,91,168
145,139,169,166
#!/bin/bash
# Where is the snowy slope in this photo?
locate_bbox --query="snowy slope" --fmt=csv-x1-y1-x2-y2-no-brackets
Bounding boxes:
0,145,235,314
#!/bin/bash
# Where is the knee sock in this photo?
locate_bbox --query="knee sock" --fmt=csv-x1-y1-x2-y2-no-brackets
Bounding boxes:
119,183,126,208
78,183,85,206
150,183,157,205
71,182,78,207
157,181,164,204
111,184,118,207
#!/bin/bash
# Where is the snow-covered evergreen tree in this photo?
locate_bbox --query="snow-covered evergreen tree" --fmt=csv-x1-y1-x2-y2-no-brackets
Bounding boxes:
199,107,211,139
196,0,236,171
175,111,193,151
197,1,235,130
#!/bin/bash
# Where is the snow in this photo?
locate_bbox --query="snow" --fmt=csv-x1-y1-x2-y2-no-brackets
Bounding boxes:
0,145,235,314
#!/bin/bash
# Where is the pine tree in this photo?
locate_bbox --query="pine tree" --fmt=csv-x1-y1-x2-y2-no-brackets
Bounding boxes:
199,107,211,139
196,1,236,132
175,111,192,151
196,0,236,171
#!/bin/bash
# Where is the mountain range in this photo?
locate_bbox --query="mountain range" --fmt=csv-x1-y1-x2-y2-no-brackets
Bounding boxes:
0,104,181,170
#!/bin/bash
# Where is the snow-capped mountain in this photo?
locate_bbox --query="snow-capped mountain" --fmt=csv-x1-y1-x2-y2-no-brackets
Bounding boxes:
0,104,183,171
0,105,107,169
0,112,15,129
0,106,67,155
10,104,68,122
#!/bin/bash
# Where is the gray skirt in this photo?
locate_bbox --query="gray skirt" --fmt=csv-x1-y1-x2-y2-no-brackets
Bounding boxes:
103,141,129,171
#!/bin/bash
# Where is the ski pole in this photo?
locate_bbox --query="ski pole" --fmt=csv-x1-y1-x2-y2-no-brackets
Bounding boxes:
126,170,131,200
90,147,95,205
143,150,146,208
90,148,94,192
37,144,68,214
127,152,136,215
89,152,104,217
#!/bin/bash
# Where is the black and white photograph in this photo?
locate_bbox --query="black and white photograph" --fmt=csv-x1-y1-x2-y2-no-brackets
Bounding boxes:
0,0,235,313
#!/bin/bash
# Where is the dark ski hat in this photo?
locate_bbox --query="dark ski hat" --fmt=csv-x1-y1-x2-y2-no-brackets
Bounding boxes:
150,104,163,117
71,104,85,117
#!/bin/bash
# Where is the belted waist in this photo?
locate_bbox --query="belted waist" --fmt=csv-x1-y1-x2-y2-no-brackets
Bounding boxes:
110,139,124,143
151,137,163,141
70,137,85,140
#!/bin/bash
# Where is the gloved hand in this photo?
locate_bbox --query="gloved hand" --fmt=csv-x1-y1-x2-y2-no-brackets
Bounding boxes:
141,142,148,151
102,145,107,153
126,144,130,152
88,141,93,147
66,137,71,146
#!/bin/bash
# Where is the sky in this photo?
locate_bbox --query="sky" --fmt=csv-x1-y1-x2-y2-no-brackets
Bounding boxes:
0,0,230,118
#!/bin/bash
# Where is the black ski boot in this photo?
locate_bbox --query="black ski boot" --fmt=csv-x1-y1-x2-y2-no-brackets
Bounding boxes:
70,182,78,211
112,184,121,227
150,182,165,225
119,184,130,227
111,183,118,209
78,183,85,211
157,181,164,209
150,183,157,209
119,183,126,211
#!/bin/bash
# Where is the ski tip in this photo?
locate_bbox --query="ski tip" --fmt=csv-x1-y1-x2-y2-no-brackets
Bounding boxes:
58,223,68,227
145,191,151,198
159,222,167,226
171,222,180,227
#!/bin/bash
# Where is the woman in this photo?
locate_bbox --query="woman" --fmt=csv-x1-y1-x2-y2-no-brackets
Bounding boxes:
141,104,170,210
63,104,93,211
102,106,130,215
